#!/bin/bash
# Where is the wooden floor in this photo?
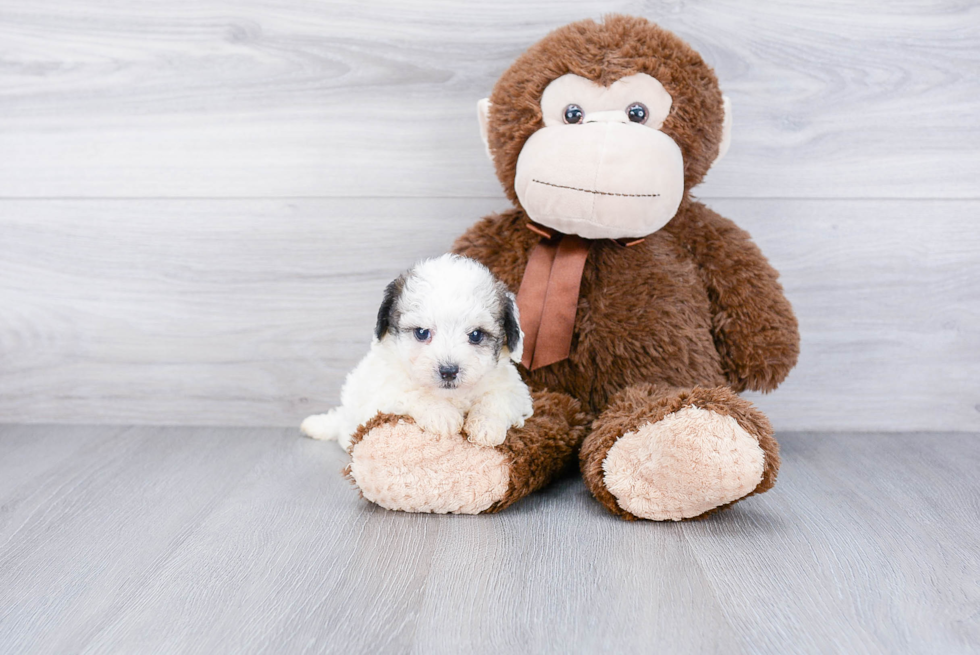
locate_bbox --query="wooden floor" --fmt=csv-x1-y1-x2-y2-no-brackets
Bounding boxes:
0,425,977,654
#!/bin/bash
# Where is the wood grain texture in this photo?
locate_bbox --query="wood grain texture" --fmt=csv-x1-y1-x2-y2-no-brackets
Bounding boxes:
0,425,977,654
0,0,977,199
1,1,978,430
2,197,977,431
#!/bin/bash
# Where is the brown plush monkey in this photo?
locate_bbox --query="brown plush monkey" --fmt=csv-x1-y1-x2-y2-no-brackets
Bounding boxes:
344,15,799,521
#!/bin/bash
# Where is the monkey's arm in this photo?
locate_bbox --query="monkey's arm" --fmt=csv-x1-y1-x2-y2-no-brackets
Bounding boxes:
667,203,800,393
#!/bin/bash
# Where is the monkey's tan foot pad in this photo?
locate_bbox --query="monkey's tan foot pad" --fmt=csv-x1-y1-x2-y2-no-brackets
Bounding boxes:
346,416,510,514
602,407,766,521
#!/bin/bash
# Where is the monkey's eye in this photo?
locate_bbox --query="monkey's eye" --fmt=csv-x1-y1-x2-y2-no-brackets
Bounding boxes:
563,104,584,124
468,329,484,344
414,328,430,342
627,102,648,124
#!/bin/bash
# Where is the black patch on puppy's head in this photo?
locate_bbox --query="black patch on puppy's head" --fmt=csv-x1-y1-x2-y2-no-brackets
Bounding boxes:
375,274,405,340
498,287,522,357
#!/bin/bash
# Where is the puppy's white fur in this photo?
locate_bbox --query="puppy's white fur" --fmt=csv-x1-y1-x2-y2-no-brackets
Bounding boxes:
301,254,533,451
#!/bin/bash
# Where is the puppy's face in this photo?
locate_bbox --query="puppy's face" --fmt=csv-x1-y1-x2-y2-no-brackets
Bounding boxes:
375,255,522,392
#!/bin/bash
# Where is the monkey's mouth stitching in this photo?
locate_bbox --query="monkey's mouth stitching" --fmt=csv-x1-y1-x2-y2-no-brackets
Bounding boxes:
532,179,659,198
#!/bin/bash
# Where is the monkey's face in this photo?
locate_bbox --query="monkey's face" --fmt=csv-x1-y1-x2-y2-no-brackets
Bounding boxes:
478,17,733,240
514,74,684,240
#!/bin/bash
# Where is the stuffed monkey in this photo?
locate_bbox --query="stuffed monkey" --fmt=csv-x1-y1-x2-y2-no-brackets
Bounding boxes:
344,15,799,521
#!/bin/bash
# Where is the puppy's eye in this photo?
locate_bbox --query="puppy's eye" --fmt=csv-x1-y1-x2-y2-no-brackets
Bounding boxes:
467,330,484,344
414,328,430,342
627,102,648,124
563,104,583,124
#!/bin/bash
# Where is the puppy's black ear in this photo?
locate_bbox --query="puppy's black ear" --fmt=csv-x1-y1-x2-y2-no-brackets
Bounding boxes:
375,275,405,341
500,289,523,364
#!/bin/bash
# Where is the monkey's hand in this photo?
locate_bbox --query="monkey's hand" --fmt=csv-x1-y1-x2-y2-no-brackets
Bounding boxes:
667,205,800,393
713,300,800,393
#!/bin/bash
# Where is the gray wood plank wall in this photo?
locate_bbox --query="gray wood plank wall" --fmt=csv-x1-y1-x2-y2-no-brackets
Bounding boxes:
1,1,978,430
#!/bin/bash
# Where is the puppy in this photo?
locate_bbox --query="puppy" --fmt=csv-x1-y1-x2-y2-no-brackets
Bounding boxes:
301,254,533,451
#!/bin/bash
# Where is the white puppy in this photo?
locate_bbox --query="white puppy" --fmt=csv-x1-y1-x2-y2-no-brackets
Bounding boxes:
301,254,533,451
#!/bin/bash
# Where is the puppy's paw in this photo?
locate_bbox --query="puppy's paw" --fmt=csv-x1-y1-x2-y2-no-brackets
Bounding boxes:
463,411,509,448
412,405,465,437
300,413,337,441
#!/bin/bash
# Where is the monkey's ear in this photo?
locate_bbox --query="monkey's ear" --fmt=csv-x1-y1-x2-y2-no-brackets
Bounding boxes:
500,290,524,364
715,95,733,164
477,98,494,162
374,275,404,341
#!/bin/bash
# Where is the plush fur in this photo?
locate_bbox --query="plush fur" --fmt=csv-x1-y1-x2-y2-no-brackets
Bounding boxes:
301,254,533,450
345,16,798,520
486,15,727,203
453,202,799,406
579,384,779,521
344,414,512,514
343,390,588,515
603,407,765,521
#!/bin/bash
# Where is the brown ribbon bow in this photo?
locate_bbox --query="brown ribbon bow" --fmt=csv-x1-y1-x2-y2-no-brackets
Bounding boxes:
516,223,644,370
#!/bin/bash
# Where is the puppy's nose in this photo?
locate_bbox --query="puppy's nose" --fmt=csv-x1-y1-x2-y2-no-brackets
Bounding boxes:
438,364,459,381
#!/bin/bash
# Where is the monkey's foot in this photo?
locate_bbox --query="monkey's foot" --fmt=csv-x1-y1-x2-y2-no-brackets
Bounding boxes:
580,385,779,521
345,391,587,515
346,415,510,514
